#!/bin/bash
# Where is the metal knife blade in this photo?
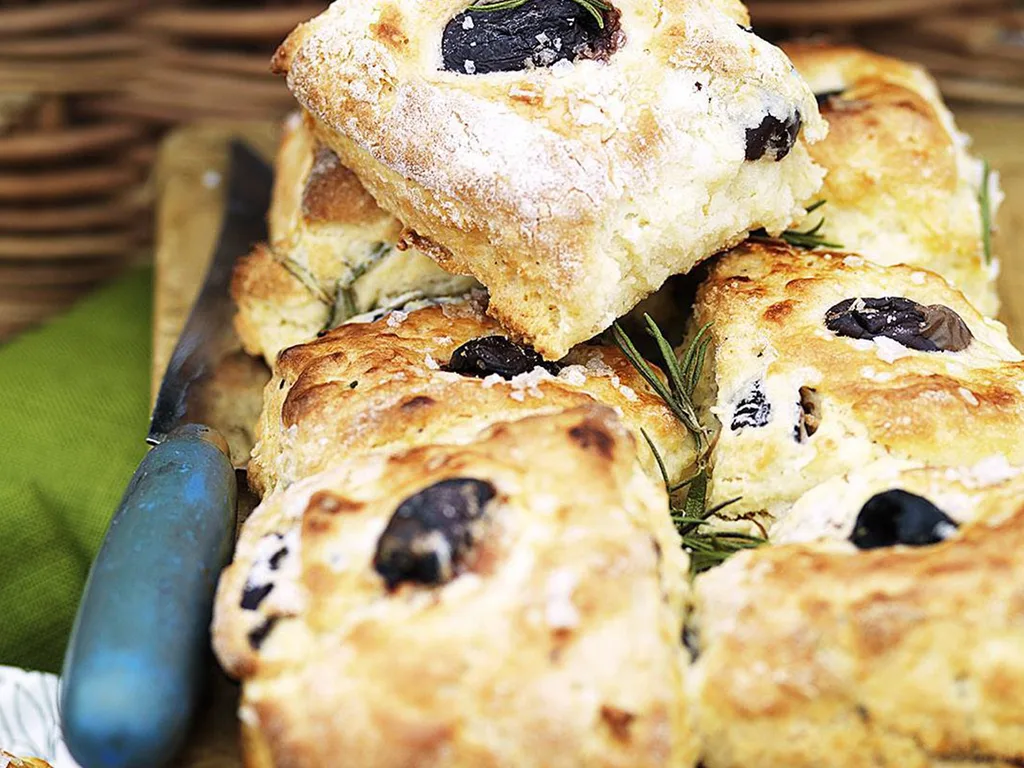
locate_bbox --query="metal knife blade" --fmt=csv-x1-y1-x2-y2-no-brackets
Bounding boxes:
148,140,272,457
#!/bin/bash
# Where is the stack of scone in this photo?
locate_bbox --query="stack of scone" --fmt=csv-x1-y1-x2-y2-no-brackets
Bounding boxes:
213,1,1021,765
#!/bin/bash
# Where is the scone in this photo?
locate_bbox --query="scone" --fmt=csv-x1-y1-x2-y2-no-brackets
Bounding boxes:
273,0,826,358
783,42,1001,315
250,296,694,496
688,473,1024,768
231,112,476,365
214,406,699,768
690,241,1024,531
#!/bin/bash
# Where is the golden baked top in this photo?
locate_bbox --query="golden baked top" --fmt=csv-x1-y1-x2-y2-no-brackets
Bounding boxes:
250,296,694,495
214,406,697,768
693,241,1024,527
690,474,1024,768
274,0,826,357
784,42,1000,314
232,113,475,366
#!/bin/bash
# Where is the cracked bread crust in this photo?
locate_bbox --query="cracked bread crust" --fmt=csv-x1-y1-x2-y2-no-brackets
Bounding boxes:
691,241,1024,531
214,407,698,768
231,112,475,366
274,0,826,358
689,476,1024,768
783,43,1000,316
249,297,694,497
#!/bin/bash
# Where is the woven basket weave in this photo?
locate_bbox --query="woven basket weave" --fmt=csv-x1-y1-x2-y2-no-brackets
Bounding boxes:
0,1,156,341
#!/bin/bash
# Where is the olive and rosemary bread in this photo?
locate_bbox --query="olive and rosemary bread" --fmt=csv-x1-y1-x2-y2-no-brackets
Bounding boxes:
214,406,699,768
783,42,1001,315
249,295,694,496
231,112,475,366
272,0,826,359
689,241,1024,533
688,472,1024,768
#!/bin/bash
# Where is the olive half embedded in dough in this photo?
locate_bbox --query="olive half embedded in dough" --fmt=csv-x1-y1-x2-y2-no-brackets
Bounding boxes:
849,489,959,549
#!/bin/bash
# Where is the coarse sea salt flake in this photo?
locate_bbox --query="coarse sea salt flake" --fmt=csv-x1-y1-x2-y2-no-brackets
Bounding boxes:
462,15,474,29
464,60,476,74
959,387,979,406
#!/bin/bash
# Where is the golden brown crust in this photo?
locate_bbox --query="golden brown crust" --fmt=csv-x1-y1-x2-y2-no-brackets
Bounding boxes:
234,112,476,367
278,0,827,358
783,42,999,315
214,407,698,768
692,241,1024,529
250,298,694,496
690,477,1024,768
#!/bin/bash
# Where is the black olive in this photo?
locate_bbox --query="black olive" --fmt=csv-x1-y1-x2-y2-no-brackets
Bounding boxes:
441,0,617,75
268,547,288,570
240,582,273,611
682,625,700,662
731,381,771,431
447,335,560,379
814,90,844,108
247,617,278,650
745,110,802,162
793,386,820,443
825,297,973,352
849,490,959,550
373,478,496,590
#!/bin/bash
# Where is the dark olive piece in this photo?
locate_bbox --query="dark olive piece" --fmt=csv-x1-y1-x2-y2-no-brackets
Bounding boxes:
745,110,802,161
825,297,973,352
247,617,278,650
374,478,496,590
268,547,288,570
441,0,616,75
814,90,844,108
731,381,771,431
240,581,273,611
849,490,959,550
447,335,560,379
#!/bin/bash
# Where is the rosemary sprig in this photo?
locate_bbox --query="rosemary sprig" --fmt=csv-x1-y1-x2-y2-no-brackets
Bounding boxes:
615,317,766,574
750,200,842,250
469,0,611,27
980,160,993,265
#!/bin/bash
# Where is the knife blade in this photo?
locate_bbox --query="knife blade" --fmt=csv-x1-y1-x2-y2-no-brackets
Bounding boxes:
60,141,272,768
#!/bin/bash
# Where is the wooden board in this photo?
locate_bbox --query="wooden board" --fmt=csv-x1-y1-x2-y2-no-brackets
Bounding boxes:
152,110,1024,766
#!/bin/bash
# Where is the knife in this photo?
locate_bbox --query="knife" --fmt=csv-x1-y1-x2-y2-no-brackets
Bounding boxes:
60,141,272,768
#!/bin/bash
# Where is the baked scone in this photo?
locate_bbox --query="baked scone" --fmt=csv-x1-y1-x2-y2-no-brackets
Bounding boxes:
783,42,1001,315
231,112,476,365
273,0,826,358
250,296,694,496
690,241,1024,531
688,473,1024,768
214,406,698,768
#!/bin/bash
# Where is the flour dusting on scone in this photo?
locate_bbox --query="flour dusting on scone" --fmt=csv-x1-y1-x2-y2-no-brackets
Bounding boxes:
690,241,1024,531
274,0,826,358
214,407,698,768
250,297,694,496
784,42,1001,315
231,112,476,366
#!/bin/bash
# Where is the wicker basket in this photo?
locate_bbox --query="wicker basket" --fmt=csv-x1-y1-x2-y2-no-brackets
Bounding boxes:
0,1,155,341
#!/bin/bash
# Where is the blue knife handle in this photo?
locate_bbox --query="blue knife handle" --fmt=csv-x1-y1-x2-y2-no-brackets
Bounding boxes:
61,424,237,768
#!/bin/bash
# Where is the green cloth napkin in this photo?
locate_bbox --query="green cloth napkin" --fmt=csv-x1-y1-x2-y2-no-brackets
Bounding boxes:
0,269,152,673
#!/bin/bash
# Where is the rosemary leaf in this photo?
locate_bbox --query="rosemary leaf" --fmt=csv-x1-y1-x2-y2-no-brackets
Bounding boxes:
641,428,670,493
750,200,842,250
470,0,608,27
980,160,993,265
